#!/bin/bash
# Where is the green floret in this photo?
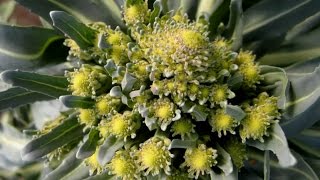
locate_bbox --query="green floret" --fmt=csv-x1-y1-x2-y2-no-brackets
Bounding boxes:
135,137,173,176
181,144,218,179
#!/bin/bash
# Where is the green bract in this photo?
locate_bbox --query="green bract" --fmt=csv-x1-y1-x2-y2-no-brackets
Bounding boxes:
0,0,319,180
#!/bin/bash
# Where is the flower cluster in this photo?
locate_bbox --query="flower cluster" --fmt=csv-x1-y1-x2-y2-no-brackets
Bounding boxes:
40,0,283,178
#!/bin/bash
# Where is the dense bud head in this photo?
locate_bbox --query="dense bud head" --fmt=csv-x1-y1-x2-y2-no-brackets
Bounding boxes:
223,136,247,169
99,111,139,140
57,2,285,178
95,94,121,116
78,109,96,126
124,0,149,25
67,65,109,97
209,109,238,137
239,63,260,87
107,150,139,179
135,137,173,176
235,50,255,65
182,144,218,178
171,118,195,139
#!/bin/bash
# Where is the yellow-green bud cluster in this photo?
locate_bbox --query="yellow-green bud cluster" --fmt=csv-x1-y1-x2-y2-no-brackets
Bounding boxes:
171,118,195,140
107,150,140,179
223,136,247,169
95,94,121,116
55,2,284,178
181,144,218,179
66,65,109,97
98,111,140,140
209,109,238,137
240,93,279,142
135,137,173,176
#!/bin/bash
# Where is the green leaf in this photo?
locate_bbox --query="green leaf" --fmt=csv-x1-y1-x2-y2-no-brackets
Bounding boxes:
196,0,223,19
98,136,124,166
0,25,66,71
209,168,238,180
280,64,320,136
21,114,84,161
150,0,162,24
248,150,318,180
304,158,320,178
293,128,320,148
1,70,70,98
50,11,96,49
264,151,270,180
226,105,245,121
206,0,231,37
243,0,320,46
169,139,196,149
247,123,296,167
225,0,243,51
285,12,320,41
60,95,94,109
258,28,320,66
121,71,137,94
83,172,115,180
44,149,83,180
15,0,123,27
76,129,100,159
216,144,233,175
259,65,288,109
59,163,90,180
290,138,320,159
0,87,53,111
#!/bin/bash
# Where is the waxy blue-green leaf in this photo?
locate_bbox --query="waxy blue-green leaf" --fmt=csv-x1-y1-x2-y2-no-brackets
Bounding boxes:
290,138,320,159
248,150,318,180
259,65,288,109
226,105,245,121
165,0,196,14
216,144,233,175
50,11,96,49
15,0,123,27
98,136,124,166
258,28,320,66
59,163,90,180
0,25,66,71
0,87,53,111
304,158,320,178
225,0,243,51
1,70,69,98
264,151,270,180
21,114,84,161
243,0,320,52
76,128,100,159
60,95,94,109
169,139,196,149
247,123,296,167
280,64,320,136
83,172,115,180
44,149,83,180
289,126,320,158
196,0,223,19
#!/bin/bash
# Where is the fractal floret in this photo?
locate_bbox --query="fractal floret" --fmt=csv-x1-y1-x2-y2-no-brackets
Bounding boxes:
20,0,289,179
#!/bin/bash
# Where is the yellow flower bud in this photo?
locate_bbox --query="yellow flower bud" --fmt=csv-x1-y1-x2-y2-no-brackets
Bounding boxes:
182,144,218,178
